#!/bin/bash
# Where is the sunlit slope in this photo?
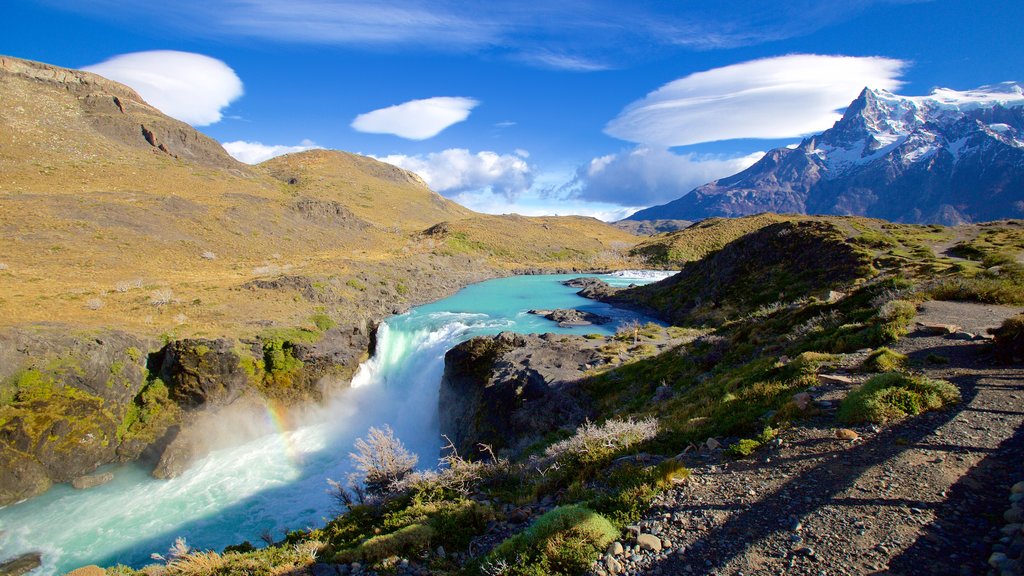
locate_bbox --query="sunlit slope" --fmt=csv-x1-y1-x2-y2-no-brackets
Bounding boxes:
258,150,473,231
0,55,641,337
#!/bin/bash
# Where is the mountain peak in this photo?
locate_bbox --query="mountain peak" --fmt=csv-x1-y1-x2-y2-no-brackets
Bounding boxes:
628,82,1024,225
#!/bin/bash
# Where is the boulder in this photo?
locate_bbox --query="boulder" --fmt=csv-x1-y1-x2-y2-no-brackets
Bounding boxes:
439,332,598,456
835,428,860,441
0,552,42,576
71,472,114,490
792,392,812,411
917,322,962,335
637,533,662,552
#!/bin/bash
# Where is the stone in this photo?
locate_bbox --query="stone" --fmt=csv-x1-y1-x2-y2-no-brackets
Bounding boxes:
950,331,977,341
607,541,624,556
705,437,721,450
436,546,446,558
637,533,663,552
66,567,107,576
818,374,854,385
836,428,860,441
311,563,338,576
72,472,114,490
792,392,812,411
0,553,42,576
917,322,962,335
989,552,1009,569
509,507,530,523
605,554,622,574
1012,481,1024,494
661,538,672,549
1005,507,1023,523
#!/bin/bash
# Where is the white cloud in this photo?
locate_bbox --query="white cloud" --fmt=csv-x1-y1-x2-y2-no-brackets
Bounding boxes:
451,189,640,222
605,54,908,147
222,139,320,164
351,97,478,140
375,149,533,199
561,147,765,206
83,50,243,126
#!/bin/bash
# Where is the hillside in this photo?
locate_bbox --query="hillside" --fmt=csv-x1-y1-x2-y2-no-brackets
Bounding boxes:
0,55,640,505
627,84,1024,225
113,215,1024,576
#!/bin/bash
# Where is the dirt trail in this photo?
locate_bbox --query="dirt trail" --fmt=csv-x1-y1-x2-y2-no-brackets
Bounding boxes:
604,302,1023,575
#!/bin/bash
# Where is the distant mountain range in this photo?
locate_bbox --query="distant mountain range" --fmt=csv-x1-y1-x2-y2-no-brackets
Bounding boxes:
626,83,1024,225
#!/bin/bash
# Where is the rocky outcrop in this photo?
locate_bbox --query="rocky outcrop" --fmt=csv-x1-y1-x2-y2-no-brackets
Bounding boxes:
0,328,151,504
439,332,603,457
528,309,612,327
0,55,244,170
562,277,621,301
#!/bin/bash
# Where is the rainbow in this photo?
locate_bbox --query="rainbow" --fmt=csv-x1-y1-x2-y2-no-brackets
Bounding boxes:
264,399,304,466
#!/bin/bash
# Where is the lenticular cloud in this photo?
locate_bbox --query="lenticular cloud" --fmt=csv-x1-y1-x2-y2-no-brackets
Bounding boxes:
605,54,908,147
83,50,244,126
351,97,479,140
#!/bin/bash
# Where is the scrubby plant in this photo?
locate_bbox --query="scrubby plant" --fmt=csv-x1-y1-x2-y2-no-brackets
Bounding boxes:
485,505,618,576
150,288,174,306
992,313,1024,364
725,426,778,459
838,372,960,424
543,417,658,471
862,347,908,372
350,425,418,494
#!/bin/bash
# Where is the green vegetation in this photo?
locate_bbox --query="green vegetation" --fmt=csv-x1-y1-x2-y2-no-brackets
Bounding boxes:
838,372,960,424
993,313,1024,363
726,426,778,459
862,347,908,372
116,377,179,443
484,505,618,576
310,313,336,332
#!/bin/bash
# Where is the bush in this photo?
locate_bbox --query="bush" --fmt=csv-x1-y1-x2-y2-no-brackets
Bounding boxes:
862,347,907,372
993,313,1024,364
350,425,418,494
485,505,618,576
350,523,435,563
838,372,960,424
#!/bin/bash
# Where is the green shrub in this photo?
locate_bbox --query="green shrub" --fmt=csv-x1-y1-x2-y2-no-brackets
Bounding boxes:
725,426,778,459
838,372,960,424
993,313,1024,363
346,278,367,291
486,505,618,576
310,313,336,332
862,347,908,372
345,523,436,563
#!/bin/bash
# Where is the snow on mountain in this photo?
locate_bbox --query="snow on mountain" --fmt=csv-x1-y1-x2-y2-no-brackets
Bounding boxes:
626,82,1024,225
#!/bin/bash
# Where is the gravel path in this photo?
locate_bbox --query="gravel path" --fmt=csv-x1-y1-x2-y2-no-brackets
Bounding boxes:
597,303,1024,576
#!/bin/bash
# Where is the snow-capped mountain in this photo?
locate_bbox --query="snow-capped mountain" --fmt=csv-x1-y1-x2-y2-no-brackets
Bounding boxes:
626,82,1024,225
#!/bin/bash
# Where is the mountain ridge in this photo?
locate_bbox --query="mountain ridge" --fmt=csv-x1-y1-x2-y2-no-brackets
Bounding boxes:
627,83,1024,225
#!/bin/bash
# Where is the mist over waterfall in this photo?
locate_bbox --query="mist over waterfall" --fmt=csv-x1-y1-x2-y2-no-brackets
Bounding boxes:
0,274,661,575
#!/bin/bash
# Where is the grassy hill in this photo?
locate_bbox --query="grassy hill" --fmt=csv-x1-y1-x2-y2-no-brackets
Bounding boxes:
0,55,639,340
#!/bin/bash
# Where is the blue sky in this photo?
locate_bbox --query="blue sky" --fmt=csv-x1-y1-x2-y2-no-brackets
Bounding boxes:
4,0,1023,220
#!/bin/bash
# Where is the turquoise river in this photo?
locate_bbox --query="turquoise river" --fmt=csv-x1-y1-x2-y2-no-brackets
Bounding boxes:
0,271,672,574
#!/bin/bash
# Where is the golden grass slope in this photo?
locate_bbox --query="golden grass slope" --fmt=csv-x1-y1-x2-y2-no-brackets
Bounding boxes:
0,55,640,338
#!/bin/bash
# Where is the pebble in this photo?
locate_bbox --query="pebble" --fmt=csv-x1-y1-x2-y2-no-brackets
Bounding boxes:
608,541,624,556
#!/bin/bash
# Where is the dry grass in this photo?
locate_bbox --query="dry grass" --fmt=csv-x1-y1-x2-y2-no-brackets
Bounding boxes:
0,56,642,340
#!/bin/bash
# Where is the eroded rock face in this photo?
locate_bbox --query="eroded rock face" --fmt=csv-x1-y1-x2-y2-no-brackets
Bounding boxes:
0,328,150,504
439,332,602,457
153,339,249,409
